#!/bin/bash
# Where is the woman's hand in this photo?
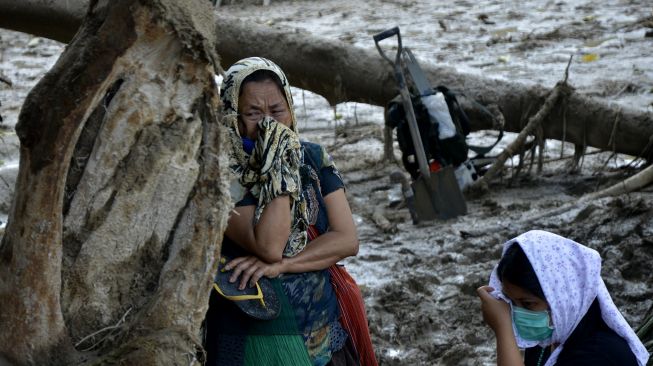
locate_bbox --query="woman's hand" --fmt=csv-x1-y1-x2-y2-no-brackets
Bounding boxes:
280,188,359,273
225,256,284,290
478,286,525,366
477,286,512,334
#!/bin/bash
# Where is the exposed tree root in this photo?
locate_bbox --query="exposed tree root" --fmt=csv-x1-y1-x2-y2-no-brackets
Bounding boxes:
470,57,574,194
579,164,653,203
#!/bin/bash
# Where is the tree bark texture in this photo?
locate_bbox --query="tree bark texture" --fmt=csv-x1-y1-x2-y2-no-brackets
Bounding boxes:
0,1,651,160
0,0,230,365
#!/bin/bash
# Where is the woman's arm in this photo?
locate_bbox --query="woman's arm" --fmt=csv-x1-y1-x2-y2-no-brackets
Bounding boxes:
477,286,525,366
280,188,359,272
224,194,291,263
225,188,358,289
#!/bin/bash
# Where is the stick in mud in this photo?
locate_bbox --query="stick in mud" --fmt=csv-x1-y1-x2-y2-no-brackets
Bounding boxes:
469,56,574,194
465,163,653,238
0,74,12,86
580,164,653,202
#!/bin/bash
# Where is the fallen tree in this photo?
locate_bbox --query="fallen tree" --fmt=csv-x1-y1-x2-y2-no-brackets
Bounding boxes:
1,0,651,161
213,17,653,162
0,0,653,160
0,0,230,364
0,1,651,365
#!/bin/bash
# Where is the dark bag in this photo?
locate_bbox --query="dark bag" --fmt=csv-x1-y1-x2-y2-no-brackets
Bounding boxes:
386,87,470,179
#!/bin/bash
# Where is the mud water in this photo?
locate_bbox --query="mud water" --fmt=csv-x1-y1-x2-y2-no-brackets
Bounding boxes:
1,0,652,364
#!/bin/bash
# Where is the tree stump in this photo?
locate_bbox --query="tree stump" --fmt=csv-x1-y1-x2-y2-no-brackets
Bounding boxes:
0,0,231,364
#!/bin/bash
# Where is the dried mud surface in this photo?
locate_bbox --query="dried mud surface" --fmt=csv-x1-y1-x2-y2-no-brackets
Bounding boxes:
1,1,652,365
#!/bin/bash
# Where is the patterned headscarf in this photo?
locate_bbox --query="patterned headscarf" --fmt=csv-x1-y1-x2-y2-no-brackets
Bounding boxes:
488,230,649,366
220,57,308,257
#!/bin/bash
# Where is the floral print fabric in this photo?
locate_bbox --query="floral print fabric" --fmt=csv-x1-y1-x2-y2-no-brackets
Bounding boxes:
279,141,346,365
488,230,649,366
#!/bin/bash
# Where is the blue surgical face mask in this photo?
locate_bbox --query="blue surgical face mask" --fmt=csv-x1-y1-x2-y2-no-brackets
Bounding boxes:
512,306,554,341
241,136,255,154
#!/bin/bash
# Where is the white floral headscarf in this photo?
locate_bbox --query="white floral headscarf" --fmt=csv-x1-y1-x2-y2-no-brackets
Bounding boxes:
488,230,649,366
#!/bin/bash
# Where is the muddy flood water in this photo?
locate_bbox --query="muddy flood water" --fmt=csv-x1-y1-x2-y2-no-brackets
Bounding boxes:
1,0,652,365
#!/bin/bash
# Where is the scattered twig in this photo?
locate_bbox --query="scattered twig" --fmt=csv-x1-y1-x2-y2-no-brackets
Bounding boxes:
510,144,528,186
472,57,573,190
596,152,617,175
498,140,543,175
75,307,132,351
527,143,536,175
580,163,653,203
613,83,633,98
528,164,653,223
328,126,379,151
510,103,534,184
626,134,653,170
0,175,10,189
596,109,621,174
371,207,397,233
0,74,12,87
608,108,621,148
536,125,545,174
541,149,604,165
569,111,588,173
563,54,573,83
569,143,586,173
466,162,653,238
346,171,389,185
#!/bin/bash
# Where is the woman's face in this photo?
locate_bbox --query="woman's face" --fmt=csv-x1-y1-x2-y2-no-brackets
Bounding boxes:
502,280,549,312
238,79,292,139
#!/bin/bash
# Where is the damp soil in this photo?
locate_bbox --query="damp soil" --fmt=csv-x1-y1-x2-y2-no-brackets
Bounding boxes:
1,1,652,365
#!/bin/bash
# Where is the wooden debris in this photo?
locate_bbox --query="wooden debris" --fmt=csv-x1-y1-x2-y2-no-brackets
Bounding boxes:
471,57,574,190
0,74,12,87
372,207,397,234
579,164,653,203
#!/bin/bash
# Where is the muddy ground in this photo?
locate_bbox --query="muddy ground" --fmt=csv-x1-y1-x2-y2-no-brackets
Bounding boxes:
1,0,652,365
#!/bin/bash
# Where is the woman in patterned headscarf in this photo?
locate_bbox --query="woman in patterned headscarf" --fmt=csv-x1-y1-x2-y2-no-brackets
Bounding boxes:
477,230,649,366
203,57,376,366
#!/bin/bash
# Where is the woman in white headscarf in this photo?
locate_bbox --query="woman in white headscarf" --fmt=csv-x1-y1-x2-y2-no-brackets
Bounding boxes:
477,230,649,366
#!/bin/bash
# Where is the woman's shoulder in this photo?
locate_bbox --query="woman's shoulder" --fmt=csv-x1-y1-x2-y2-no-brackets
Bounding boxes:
301,140,325,158
300,140,322,150
301,141,335,169
556,328,639,366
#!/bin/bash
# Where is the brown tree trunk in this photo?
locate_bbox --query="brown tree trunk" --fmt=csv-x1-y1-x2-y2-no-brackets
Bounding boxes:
212,15,653,160
0,0,86,43
0,1,651,160
0,0,230,365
